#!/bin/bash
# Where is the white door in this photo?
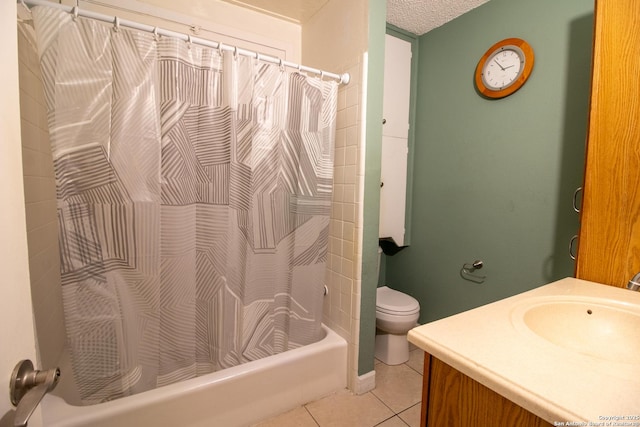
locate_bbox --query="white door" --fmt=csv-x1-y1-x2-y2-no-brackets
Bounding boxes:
382,34,411,139
0,3,41,426
379,34,412,246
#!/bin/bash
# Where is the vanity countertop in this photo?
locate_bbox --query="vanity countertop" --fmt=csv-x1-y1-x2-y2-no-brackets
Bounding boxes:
407,277,640,424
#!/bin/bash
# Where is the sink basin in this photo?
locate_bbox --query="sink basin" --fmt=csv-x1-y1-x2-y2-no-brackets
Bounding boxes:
514,297,640,362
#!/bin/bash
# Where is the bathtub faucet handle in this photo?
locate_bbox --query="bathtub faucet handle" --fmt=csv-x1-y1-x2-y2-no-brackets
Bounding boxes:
10,359,60,427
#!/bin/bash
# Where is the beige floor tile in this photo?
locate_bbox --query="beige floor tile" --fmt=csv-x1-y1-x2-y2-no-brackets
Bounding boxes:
375,415,409,427
305,389,394,427
398,403,422,427
371,362,423,414
251,406,318,427
406,349,424,375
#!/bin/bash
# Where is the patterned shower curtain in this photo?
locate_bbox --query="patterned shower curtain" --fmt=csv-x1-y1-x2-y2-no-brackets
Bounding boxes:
31,7,337,404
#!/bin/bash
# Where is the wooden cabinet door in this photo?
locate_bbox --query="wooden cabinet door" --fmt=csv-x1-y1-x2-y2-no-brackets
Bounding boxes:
422,354,552,427
576,0,640,287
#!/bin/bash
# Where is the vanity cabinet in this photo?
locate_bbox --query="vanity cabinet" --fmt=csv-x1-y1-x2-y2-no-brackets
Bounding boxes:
576,0,640,287
420,353,552,427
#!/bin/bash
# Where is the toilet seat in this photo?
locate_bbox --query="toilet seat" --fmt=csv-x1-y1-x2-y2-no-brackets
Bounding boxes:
376,286,420,316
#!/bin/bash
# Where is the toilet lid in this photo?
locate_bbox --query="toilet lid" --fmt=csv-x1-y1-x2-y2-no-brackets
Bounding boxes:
376,286,420,315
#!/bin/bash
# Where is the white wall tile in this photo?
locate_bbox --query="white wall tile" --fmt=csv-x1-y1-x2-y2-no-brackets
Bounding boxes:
18,28,66,370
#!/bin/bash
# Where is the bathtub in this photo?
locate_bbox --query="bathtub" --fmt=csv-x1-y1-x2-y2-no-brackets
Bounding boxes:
41,325,347,427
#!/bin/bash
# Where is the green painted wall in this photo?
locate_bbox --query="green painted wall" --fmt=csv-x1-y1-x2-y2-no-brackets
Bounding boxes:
385,0,594,323
357,0,386,376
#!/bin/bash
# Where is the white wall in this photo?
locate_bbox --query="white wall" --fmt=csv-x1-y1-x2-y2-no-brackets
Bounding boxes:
0,2,41,426
65,0,301,62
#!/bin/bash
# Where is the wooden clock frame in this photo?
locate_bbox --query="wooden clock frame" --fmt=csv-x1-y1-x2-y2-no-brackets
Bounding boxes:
474,37,535,99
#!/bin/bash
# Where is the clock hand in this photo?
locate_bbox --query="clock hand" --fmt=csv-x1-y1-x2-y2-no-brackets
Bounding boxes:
503,64,516,70
493,59,505,71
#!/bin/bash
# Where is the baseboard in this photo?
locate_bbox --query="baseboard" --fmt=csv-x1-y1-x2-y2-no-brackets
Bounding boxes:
353,370,376,395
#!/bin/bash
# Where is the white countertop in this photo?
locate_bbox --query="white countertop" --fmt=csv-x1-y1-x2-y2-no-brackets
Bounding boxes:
407,277,640,424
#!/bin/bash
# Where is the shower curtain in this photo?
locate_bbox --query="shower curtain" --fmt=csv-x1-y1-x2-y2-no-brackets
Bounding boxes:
30,6,337,404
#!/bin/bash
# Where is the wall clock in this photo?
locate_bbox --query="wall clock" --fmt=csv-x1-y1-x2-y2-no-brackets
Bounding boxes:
474,37,534,99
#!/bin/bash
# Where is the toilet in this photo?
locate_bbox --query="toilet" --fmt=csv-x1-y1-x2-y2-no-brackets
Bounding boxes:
374,247,420,365
375,246,420,365
375,286,420,365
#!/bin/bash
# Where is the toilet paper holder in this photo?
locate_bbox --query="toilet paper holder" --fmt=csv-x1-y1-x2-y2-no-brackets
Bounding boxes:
460,260,486,284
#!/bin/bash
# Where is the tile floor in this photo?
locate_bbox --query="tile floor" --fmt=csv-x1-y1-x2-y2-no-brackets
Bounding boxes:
253,348,424,427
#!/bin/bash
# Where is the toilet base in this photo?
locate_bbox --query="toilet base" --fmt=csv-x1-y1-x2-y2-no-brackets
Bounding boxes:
374,330,409,365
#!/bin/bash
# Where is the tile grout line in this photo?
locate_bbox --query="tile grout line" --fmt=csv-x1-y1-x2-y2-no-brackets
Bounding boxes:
303,405,321,427
373,414,411,427
372,358,423,427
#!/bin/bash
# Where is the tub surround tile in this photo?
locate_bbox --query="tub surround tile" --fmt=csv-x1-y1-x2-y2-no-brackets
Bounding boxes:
20,119,43,152
321,55,364,392
346,125,359,147
335,127,346,148
337,87,347,111
18,27,67,376
24,199,57,231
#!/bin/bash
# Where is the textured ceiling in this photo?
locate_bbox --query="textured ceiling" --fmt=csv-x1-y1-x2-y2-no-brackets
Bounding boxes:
387,0,491,35
220,0,491,35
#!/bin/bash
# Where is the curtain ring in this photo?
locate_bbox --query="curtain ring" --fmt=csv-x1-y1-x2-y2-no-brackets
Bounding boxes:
152,27,159,42
320,70,325,80
71,6,79,21
233,46,238,59
113,16,120,32
217,42,225,57
187,34,192,49
278,58,284,71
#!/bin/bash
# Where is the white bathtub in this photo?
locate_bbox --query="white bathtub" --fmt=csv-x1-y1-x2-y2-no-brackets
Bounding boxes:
41,325,347,427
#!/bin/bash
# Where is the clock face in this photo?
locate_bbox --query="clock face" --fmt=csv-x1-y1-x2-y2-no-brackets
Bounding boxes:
481,47,524,90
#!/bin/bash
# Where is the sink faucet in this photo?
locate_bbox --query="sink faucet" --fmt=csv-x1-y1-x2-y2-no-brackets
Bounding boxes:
627,272,640,291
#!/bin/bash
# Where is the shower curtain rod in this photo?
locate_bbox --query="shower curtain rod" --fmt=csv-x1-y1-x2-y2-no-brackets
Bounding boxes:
18,0,351,85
